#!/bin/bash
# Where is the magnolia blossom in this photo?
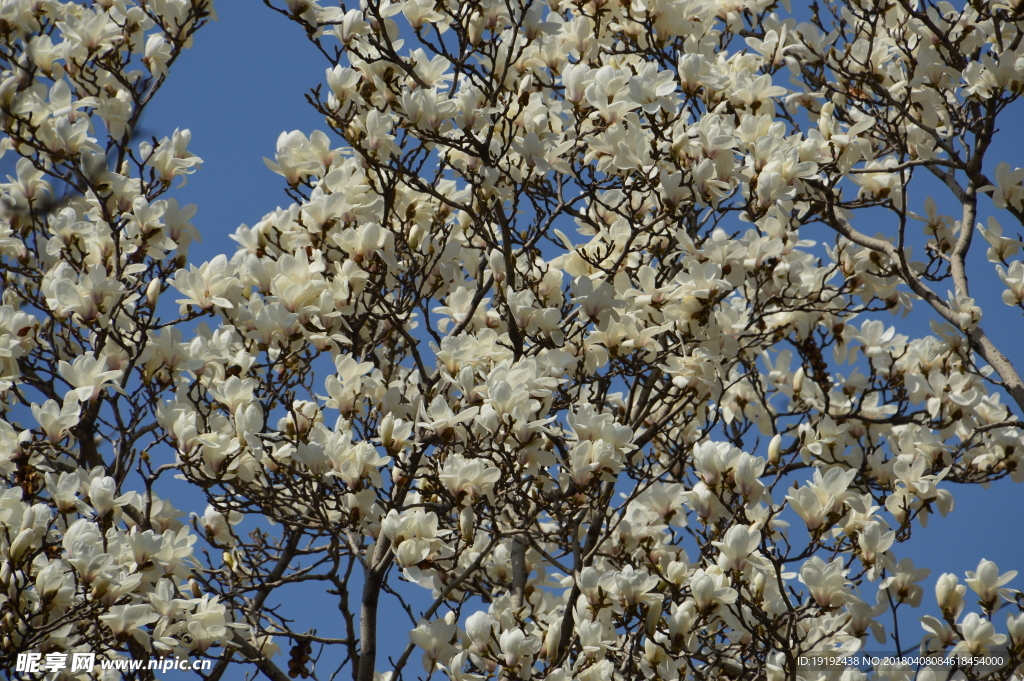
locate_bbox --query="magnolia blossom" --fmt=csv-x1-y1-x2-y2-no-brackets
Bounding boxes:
965,559,1018,612
409,617,457,671
2,0,1024,680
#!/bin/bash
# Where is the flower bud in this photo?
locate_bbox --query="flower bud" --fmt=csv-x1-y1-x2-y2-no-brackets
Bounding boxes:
752,570,766,600
768,433,782,465
935,573,965,618
8,527,39,562
465,611,495,651
409,223,426,251
1008,613,1024,651
235,403,264,441
145,278,161,307
645,600,660,637
459,505,475,543
89,476,118,517
379,412,395,449
468,12,485,46
489,249,506,283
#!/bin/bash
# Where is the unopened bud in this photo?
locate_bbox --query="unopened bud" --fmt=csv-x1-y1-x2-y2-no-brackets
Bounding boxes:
752,571,766,599
459,505,475,543
468,12,485,46
645,601,660,637
409,223,426,250
489,249,506,283
935,573,965,618
768,433,782,465
145,278,161,307
379,412,395,449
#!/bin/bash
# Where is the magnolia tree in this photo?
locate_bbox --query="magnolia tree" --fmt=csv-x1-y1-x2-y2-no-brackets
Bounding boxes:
4,0,1024,679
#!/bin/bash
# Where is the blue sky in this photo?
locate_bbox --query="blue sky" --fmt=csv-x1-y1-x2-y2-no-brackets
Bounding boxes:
30,1,1024,673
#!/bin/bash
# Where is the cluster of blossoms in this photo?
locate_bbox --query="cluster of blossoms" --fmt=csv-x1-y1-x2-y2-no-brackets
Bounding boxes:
2,0,1024,679
0,0,266,675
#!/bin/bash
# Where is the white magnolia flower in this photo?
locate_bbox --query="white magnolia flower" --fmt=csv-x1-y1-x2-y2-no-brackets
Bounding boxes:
965,559,1018,611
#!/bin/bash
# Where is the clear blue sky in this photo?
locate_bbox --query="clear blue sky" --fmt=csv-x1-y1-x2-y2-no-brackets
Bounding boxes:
41,1,1024,671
